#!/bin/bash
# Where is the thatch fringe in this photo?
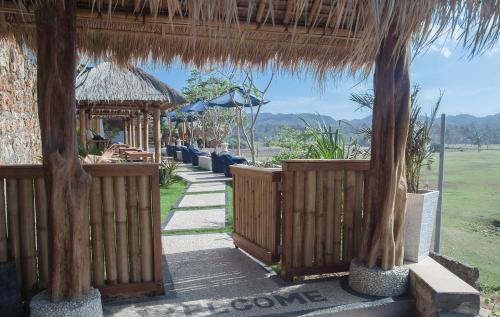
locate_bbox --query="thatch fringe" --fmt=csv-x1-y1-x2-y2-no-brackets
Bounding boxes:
1,1,499,78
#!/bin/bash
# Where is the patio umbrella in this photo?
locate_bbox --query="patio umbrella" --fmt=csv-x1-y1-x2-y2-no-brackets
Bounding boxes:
207,87,269,155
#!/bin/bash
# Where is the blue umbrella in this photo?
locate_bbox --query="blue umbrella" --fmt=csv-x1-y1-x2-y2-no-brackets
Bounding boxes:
187,99,209,113
207,87,268,108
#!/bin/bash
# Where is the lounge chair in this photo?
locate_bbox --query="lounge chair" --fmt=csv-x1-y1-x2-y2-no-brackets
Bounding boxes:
181,146,192,164
219,153,248,177
211,152,225,173
189,146,210,166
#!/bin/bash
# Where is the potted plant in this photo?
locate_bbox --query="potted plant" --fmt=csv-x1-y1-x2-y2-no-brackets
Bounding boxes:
403,87,441,262
351,85,443,262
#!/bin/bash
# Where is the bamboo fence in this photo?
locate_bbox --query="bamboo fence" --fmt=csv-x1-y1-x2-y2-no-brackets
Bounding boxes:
0,164,163,299
231,165,282,265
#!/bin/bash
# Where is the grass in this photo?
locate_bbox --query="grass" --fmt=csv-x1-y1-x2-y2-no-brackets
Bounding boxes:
420,148,500,292
160,176,188,223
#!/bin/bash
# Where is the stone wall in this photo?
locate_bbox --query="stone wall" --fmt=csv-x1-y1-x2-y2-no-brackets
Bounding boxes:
0,39,41,164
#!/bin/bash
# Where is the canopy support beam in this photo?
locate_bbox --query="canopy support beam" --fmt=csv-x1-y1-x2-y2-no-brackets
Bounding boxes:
153,108,161,163
36,0,91,301
136,113,142,149
358,24,411,270
79,109,87,150
143,110,149,151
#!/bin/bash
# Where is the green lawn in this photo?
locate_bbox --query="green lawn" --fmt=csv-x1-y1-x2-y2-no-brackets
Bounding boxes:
420,149,500,292
160,177,188,223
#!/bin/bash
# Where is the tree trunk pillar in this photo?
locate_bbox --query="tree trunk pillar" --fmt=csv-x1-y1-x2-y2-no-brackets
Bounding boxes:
153,108,161,163
358,26,411,270
36,0,91,301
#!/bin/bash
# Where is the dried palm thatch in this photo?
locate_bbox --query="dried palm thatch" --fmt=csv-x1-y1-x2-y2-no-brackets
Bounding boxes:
1,1,499,79
76,61,185,108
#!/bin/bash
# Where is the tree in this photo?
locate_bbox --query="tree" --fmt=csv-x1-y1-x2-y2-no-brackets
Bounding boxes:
237,64,275,163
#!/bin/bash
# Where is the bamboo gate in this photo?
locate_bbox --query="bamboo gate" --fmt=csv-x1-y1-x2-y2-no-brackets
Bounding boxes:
0,164,163,299
231,160,369,280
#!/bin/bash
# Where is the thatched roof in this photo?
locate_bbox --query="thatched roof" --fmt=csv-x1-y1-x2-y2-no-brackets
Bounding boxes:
75,62,185,109
1,1,500,78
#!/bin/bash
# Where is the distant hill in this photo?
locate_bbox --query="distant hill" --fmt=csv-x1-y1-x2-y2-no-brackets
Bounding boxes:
253,112,500,145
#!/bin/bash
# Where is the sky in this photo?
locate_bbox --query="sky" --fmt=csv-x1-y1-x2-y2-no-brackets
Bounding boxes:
144,36,500,120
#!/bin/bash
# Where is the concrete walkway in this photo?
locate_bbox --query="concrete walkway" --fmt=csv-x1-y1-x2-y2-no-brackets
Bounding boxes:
162,163,228,232
103,163,406,316
103,234,393,317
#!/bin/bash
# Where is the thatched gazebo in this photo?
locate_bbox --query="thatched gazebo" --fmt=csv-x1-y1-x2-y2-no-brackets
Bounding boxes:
76,62,185,162
0,0,499,308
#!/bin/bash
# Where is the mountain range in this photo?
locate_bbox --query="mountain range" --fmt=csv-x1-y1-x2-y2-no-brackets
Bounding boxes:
253,112,500,145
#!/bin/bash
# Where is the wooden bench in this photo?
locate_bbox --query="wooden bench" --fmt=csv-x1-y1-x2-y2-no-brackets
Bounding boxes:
123,151,154,162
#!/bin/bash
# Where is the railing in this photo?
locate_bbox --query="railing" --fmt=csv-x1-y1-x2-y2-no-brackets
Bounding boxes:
231,165,282,265
0,164,163,299
280,160,369,279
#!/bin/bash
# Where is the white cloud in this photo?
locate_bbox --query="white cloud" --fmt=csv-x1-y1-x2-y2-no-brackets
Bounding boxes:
440,47,452,58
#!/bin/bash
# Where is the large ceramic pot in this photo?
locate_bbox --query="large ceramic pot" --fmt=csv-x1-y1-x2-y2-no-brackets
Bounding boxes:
404,190,439,262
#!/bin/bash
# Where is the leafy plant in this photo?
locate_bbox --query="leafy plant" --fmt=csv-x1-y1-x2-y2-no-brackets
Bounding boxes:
350,84,443,193
300,114,346,159
269,126,308,164
159,159,179,187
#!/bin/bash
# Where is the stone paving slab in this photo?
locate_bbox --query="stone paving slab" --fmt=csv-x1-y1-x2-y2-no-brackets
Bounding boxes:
103,233,382,317
177,192,225,208
186,182,226,193
163,209,225,231
175,164,231,183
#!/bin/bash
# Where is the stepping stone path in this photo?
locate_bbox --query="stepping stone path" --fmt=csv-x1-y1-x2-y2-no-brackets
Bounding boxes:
162,163,228,231
164,209,226,231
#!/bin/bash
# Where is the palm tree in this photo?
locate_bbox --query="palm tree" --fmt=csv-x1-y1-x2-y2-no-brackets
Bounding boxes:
350,85,443,193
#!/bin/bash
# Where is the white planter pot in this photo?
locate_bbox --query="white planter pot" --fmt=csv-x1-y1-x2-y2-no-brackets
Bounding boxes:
404,190,439,263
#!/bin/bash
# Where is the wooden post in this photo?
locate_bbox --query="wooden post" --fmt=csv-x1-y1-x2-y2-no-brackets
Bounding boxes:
130,115,136,147
168,117,173,145
114,176,129,283
36,0,92,301
136,114,142,150
153,108,161,163
101,176,117,284
358,25,411,270
127,176,141,282
79,108,87,150
123,119,128,144
138,176,153,281
143,111,149,151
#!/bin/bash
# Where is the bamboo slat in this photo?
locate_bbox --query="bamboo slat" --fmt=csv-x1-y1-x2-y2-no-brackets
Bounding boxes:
114,176,129,284
315,171,326,267
90,177,105,286
18,178,37,294
292,171,305,268
333,171,343,264
138,175,153,282
102,176,118,284
343,171,356,263
6,178,21,282
127,176,141,283
303,171,316,267
34,178,49,284
324,171,335,265
353,172,364,255
0,179,7,262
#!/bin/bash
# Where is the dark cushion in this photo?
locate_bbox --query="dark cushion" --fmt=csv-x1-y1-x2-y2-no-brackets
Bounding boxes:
181,146,192,163
211,152,225,173
219,154,248,177
190,147,210,166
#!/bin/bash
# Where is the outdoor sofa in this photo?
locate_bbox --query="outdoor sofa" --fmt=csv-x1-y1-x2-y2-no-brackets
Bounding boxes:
211,152,248,177
189,146,210,166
